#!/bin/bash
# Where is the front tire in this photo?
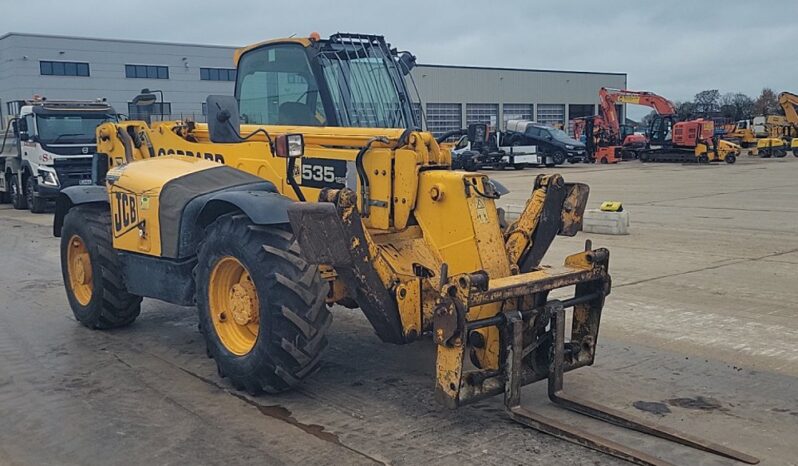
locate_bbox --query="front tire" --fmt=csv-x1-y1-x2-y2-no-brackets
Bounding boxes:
725,154,737,164
60,204,142,329
552,151,566,165
26,177,47,213
196,213,331,394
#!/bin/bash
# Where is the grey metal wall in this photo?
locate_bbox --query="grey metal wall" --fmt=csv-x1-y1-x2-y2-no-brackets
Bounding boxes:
0,33,627,134
409,64,627,131
0,33,237,124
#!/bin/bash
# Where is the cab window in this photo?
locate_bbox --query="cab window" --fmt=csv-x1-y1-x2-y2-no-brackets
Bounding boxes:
236,44,326,126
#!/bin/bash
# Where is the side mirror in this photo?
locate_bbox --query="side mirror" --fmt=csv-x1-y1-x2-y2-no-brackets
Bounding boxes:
274,134,304,158
19,131,30,141
206,95,242,143
11,120,18,136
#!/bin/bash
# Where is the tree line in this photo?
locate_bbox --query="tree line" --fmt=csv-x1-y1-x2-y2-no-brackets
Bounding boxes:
641,88,783,126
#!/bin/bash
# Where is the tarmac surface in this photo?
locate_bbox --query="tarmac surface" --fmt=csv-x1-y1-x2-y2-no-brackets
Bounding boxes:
0,155,796,465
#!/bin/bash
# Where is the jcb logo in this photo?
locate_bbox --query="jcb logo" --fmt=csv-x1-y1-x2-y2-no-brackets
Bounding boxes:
113,192,138,237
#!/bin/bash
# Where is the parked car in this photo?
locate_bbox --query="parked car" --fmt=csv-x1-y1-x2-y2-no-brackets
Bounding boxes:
504,120,587,164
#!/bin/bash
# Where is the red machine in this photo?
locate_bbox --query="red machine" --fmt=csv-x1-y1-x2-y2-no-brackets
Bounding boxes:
574,88,683,163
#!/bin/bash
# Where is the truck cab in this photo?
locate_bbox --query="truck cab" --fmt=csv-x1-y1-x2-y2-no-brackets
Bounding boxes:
1,98,116,212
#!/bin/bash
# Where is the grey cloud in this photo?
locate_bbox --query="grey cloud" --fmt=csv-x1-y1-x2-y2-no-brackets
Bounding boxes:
4,0,797,119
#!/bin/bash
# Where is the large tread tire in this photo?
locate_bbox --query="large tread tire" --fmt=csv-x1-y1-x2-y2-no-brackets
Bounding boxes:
11,174,26,210
60,204,142,329
196,213,331,395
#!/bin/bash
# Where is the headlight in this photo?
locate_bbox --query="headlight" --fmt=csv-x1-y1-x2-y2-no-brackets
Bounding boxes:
38,168,59,187
565,145,574,150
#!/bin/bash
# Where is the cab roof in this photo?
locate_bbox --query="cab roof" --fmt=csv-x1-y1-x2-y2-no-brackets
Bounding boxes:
233,37,312,66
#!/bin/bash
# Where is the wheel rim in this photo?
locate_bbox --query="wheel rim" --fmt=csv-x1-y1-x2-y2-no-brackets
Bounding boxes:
209,256,260,356
67,235,93,306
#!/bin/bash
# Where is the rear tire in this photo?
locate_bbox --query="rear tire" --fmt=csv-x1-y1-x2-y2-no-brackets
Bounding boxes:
725,154,737,164
11,174,26,210
0,173,11,204
600,157,609,164
60,204,142,329
698,154,709,164
196,213,331,394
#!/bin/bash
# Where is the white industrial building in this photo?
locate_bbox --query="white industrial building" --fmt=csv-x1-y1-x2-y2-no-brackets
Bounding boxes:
0,33,627,135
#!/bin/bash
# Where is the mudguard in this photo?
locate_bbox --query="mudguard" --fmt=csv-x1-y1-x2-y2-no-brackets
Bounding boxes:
53,185,108,237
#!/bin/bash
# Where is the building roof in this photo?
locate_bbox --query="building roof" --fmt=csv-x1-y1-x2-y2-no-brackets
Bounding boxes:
416,63,625,77
0,32,237,50
1,32,626,77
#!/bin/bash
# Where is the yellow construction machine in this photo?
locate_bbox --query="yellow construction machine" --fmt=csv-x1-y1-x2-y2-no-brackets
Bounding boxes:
778,91,798,156
54,33,757,466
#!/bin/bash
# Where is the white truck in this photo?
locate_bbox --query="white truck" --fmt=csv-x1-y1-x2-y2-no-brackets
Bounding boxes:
0,98,116,212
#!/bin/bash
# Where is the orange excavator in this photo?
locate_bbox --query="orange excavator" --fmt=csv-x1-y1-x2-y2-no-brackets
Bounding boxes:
574,88,678,163
576,88,739,164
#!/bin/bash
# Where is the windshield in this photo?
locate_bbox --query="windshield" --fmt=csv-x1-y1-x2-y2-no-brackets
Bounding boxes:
317,35,416,128
548,127,572,141
36,113,115,144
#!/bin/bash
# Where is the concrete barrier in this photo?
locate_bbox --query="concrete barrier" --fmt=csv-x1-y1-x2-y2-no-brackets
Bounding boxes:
582,209,630,235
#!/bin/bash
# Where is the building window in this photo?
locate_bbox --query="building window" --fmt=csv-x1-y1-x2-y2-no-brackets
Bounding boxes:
503,104,534,123
125,64,169,79
200,67,236,81
536,104,565,127
426,103,462,138
466,103,499,127
127,102,172,120
40,61,90,77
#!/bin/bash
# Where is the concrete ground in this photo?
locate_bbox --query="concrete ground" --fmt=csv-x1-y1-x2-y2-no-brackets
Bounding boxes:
0,155,796,465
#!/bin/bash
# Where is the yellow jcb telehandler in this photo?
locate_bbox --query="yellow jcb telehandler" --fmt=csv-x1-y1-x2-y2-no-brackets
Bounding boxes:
54,33,757,466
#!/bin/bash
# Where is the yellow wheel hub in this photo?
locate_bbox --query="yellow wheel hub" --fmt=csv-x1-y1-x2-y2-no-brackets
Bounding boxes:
209,256,260,356
67,235,93,306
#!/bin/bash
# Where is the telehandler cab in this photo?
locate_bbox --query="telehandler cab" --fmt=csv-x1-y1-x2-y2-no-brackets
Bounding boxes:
54,33,757,466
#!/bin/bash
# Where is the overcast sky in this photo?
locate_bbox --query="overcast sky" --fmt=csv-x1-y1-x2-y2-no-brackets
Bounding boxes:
3,0,797,119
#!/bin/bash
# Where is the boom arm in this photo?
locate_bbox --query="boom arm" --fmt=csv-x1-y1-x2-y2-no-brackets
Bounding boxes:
778,92,798,128
599,87,677,142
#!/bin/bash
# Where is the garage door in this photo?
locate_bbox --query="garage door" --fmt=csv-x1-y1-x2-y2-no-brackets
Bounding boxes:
537,104,565,127
502,104,534,124
426,103,462,137
466,103,499,126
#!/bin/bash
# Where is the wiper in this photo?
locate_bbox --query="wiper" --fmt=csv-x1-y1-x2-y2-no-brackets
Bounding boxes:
51,133,84,143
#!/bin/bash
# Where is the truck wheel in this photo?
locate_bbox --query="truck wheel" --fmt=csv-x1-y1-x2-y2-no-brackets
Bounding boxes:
698,154,709,164
60,204,142,329
196,213,330,394
11,174,27,210
26,177,47,213
512,164,525,170
725,154,737,164
552,151,566,165
0,173,11,204
600,157,609,164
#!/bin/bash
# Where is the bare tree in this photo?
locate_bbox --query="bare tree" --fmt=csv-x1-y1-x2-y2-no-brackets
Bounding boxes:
694,89,721,116
754,88,781,115
719,92,754,120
